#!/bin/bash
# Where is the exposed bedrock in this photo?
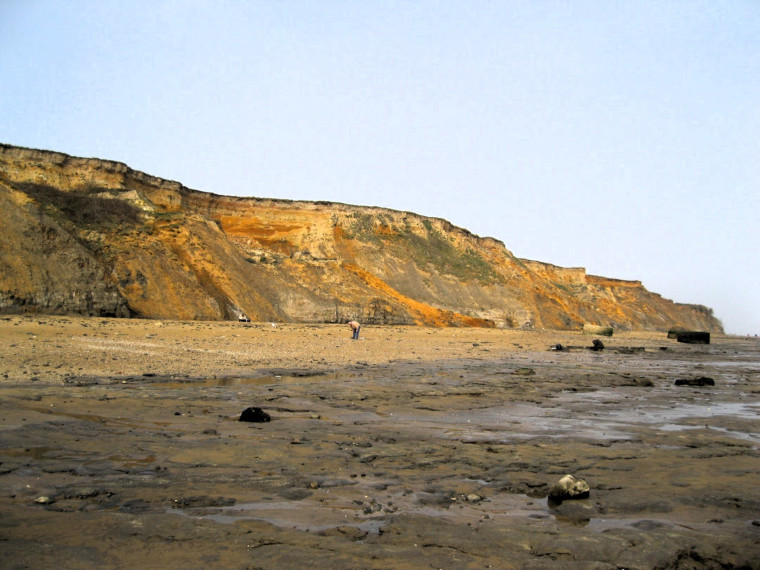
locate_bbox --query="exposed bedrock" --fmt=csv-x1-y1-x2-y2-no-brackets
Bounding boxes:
0,143,723,331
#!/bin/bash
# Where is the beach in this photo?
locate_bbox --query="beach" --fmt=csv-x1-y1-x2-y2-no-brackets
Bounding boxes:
1,315,759,568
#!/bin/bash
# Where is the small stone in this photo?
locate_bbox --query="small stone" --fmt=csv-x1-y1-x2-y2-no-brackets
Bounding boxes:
34,496,54,504
466,494,482,502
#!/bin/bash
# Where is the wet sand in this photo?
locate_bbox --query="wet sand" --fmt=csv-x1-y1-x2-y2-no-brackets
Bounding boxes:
1,315,759,569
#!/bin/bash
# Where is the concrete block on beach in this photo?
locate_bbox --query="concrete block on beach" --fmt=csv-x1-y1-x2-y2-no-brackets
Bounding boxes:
676,331,710,344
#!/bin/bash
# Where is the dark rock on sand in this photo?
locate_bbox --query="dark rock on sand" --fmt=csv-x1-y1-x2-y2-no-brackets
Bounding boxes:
238,408,272,424
675,377,715,387
590,339,605,351
239,407,271,422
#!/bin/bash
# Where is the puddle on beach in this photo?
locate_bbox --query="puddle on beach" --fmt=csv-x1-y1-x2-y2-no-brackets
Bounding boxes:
168,487,693,535
549,390,760,439
169,500,387,533
658,424,760,443
154,371,346,388
19,405,172,429
150,353,760,447
168,492,554,533
353,395,760,446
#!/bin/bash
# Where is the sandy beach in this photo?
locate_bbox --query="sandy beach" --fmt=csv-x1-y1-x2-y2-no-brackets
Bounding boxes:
1,315,759,568
0,315,655,383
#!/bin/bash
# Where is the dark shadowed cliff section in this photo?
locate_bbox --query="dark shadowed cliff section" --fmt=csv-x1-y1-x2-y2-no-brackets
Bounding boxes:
0,144,723,332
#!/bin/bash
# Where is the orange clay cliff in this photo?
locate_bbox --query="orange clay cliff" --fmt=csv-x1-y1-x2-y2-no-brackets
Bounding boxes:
0,143,722,331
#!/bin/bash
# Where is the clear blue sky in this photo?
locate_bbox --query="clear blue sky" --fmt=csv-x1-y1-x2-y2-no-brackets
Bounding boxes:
2,1,758,334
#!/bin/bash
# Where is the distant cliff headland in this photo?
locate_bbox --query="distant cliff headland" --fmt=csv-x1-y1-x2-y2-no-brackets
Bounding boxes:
0,143,723,332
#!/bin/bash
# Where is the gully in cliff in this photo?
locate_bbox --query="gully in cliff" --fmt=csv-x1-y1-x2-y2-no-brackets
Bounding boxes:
347,320,361,340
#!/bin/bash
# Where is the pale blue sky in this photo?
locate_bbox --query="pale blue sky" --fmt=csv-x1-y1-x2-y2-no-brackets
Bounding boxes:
2,1,758,333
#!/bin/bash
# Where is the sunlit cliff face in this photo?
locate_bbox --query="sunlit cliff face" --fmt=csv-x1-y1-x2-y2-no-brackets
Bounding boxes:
0,144,723,332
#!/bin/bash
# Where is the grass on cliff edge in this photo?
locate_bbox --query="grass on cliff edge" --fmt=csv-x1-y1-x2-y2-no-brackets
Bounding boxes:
345,213,498,284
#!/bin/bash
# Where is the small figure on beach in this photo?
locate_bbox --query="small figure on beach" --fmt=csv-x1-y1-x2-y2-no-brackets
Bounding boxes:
347,320,361,340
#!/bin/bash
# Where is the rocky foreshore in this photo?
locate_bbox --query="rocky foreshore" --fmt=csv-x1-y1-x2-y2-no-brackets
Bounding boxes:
1,316,758,568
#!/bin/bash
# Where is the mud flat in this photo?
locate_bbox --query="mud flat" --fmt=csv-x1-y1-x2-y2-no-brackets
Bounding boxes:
1,316,759,569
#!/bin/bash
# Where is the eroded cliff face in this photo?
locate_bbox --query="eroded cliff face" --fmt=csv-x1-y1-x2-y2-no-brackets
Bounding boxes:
0,144,723,332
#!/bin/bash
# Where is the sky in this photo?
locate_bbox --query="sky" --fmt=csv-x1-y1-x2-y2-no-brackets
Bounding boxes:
2,1,758,334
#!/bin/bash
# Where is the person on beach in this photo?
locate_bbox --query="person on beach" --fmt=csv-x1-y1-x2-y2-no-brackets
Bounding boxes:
347,320,361,340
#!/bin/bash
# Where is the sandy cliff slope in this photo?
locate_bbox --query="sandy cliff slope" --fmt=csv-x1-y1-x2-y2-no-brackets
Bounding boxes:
0,143,722,331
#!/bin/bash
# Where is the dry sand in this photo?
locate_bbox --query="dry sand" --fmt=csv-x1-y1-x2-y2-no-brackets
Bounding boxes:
1,315,759,568
0,314,649,383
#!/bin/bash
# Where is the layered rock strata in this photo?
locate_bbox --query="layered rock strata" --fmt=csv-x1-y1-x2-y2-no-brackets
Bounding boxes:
0,143,723,331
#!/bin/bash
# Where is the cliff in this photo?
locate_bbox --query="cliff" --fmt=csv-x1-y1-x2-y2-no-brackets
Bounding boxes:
0,144,723,332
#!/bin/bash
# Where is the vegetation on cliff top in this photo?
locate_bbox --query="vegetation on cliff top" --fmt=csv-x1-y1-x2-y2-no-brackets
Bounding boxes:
344,212,498,284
